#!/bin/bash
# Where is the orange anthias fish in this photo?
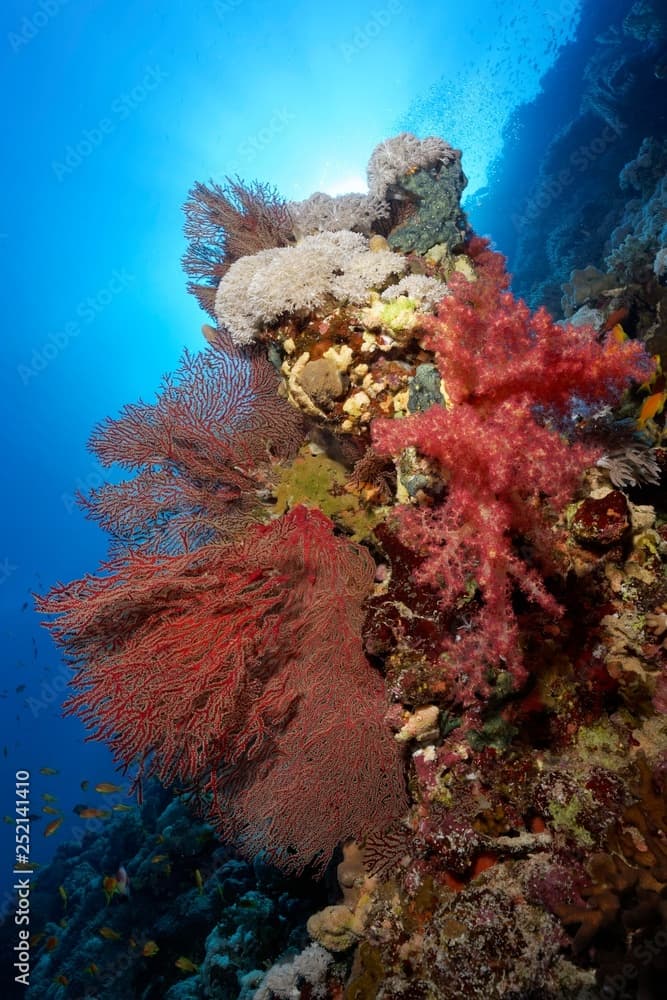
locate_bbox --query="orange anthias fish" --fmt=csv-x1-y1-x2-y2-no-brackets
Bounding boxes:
44,935,59,952
44,817,63,837
142,940,159,957
638,390,667,428
102,875,119,904
194,869,203,895
175,956,199,973
99,925,122,941
75,807,111,820
95,782,123,794
39,767,59,776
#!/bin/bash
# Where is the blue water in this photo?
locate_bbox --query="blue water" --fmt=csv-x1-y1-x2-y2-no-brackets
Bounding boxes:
1,0,589,907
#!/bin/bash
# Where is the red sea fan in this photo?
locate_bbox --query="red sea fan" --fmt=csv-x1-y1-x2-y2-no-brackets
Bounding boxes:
38,506,406,875
82,331,303,552
372,240,653,703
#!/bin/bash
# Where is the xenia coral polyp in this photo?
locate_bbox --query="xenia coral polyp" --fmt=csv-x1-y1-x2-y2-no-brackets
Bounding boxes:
372,238,653,703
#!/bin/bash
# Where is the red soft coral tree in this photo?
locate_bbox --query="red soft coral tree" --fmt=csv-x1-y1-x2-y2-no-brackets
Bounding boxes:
372,239,653,705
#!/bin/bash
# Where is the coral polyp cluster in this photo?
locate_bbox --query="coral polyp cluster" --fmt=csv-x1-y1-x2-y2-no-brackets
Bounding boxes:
37,132,666,998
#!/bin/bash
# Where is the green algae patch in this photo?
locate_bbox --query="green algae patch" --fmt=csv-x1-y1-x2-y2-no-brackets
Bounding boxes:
271,449,383,542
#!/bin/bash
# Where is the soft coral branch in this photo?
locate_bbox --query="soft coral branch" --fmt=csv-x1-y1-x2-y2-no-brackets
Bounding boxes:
373,240,653,704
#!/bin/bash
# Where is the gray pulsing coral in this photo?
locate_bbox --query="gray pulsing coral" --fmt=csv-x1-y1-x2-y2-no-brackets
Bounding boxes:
288,190,390,238
252,943,333,1000
366,132,459,200
381,273,448,309
366,132,470,254
207,133,471,344
214,230,408,345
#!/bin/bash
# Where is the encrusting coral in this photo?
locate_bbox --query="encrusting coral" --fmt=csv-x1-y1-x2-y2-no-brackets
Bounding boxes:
37,132,666,999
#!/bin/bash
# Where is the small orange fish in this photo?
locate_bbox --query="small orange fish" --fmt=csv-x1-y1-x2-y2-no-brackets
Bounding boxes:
609,323,628,344
95,782,123,794
85,962,100,976
45,935,59,952
99,925,122,941
40,767,59,776
42,806,60,815
42,792,58,802
58,885,67,909
112,803,133,812
638,390,667,427
75,807,110,820
102,875,118,903
54,974,68,986
151,854,169,864
142,940,160,957
194,869,203,895
44,817,63,837
175,956,199,973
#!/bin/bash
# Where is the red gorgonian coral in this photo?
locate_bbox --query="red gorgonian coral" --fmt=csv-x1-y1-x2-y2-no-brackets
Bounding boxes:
81,330,303,553
38,335,406,874
372,238,654,704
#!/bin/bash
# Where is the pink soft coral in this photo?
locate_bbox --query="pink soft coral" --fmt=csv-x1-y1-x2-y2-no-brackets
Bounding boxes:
372,239,653,704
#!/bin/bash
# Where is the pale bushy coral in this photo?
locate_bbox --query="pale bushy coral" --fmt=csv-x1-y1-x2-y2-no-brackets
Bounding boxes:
215,230,407,345
605,138,667,280
654,246,667,282
367,132,458,199
596,444,661,488
381,273,448,310
288,191,390,238
252,943,333,1000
